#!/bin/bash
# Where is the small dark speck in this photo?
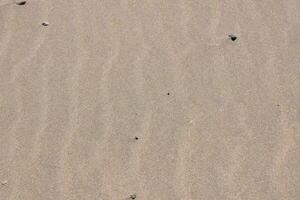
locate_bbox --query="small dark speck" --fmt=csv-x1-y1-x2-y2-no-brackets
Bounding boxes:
1,181,8,186
130,194,137,199
42,22,49,26
276,104,280,107
228,34,237,41
167,93,170,95
16,1,26,5
134,136,139,140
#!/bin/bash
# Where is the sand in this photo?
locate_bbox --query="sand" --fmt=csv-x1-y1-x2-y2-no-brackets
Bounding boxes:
0,0,299,199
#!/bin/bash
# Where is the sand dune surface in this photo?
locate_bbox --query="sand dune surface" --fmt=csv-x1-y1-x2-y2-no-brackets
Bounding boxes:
0,0,299,199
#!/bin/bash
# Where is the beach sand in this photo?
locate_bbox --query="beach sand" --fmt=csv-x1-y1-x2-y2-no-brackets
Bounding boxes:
0,0,299,199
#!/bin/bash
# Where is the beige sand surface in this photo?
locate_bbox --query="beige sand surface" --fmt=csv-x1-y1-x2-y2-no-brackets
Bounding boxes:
0,0,299,199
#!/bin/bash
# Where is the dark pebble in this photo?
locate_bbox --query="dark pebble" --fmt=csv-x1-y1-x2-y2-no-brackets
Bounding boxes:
134,137,139,140
228,34,237,41
16,1,26,5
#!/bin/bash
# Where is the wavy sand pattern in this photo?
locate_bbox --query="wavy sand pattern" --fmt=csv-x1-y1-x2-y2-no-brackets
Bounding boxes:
0,0,299,199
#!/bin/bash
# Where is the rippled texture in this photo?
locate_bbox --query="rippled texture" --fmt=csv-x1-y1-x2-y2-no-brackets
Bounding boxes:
0,0,299,199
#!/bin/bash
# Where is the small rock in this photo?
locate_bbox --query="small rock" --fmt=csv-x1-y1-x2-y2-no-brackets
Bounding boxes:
16,1,26,5
228,34,237,41
134,136,139,140
42,22,49,26
130,194,137,199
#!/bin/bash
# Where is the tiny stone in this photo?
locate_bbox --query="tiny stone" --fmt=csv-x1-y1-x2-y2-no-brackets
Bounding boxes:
130,194,137,199
228,34,237,41
167,93,170,95
134,137,139,140
16,1,26,5
42,22,49,26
